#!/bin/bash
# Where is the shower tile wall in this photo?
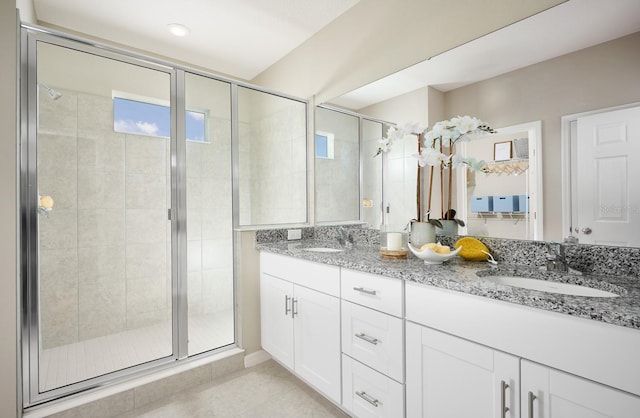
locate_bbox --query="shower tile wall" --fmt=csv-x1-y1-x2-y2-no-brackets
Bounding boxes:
38,87,232,350
314,109,360,223
248,104,306,225
186,118,233,320
38,88,170,348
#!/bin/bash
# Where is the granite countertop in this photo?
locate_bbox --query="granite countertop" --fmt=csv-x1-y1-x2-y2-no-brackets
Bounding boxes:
257,239,640,330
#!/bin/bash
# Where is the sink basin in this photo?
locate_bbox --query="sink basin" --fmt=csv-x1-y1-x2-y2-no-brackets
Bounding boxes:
302,247,344,253
480,275,620,298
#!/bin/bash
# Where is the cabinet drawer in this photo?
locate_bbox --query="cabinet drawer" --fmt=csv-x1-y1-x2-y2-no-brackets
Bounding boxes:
342,354,404,418
342,301,403,382
341,269,403,316
260,251,340,296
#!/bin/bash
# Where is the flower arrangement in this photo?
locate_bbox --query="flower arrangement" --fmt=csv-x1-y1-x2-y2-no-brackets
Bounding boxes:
376,116,496,228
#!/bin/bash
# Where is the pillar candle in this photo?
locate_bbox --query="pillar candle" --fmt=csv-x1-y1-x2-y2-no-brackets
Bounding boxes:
387,232,403,251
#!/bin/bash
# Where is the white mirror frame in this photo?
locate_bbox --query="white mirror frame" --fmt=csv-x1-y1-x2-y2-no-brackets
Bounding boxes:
457,120,543,240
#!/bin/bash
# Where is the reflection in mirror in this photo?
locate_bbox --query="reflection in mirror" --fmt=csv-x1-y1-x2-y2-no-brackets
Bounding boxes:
361,119,384,229
314,107,359,223
314,106,386,228
237,87,307,226
326,2,640,246
458,121,542,241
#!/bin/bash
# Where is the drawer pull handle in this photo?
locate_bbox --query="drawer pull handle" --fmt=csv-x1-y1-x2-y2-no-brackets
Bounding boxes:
528,391,537,418
292,298,298,318
284,295,291,316
353,286,377,296
356,390,381,407
355,333,380,345
501,380,509,418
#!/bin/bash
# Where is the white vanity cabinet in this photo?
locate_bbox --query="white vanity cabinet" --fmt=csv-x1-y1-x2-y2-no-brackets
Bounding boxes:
406,322,520,418
405,281,640,418
259,252,341,403
521,360,640,418
341,269,405,418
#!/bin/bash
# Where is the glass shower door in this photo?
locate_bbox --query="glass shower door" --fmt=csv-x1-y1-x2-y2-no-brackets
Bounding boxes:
34,40,174,393
184,72,235,355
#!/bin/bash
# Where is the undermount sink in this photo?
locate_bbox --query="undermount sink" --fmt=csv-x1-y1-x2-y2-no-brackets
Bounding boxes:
302,247,344,253
480,275,620,298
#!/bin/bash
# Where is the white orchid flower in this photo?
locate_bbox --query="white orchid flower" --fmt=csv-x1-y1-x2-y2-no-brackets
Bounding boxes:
417,147,449,167
402,122,427,135
451,115,480,134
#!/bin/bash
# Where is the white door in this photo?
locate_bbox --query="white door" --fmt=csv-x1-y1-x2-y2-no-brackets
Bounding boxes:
576,106,640,246
406,322,520,418
293,285,341,403
521,360,640,418
260,273,294,369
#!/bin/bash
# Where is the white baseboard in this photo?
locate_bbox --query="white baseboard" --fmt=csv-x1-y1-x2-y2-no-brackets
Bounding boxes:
244,350,271,368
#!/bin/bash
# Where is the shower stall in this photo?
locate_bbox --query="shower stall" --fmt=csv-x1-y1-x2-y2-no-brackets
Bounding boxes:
21,27,308,407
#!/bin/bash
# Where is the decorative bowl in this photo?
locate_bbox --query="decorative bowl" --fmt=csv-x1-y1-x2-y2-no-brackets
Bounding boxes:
408,243,462,265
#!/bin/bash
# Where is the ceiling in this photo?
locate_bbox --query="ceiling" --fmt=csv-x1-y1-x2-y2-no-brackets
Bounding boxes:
28,0,640,109
32,0,360,81
330,0,640,110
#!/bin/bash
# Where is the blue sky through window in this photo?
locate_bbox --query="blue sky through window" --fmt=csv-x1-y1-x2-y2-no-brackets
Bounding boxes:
114,97,206,142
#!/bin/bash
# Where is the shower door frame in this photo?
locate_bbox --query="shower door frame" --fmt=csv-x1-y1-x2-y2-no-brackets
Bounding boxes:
21,29,206,407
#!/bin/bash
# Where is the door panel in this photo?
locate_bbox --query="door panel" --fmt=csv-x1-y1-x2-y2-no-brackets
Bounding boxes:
260,273,294,369
35,40,173,393
577,106,640,246
293,285,341,403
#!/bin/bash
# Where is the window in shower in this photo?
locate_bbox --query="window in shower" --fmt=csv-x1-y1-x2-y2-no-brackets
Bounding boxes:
113,96,207,142
315,131,335,159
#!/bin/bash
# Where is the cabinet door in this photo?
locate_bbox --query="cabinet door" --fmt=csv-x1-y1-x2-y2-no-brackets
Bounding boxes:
294,285,341,403
260,273,294,369
521,360,640,418
406,322,520,418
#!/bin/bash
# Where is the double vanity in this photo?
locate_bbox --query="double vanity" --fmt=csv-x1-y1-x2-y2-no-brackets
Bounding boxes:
258,234,640,417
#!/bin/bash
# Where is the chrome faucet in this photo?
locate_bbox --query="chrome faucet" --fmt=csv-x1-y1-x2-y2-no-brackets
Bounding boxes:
546,242,568,273
337,227,354,249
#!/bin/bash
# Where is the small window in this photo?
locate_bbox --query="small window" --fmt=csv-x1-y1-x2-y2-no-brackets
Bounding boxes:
113,96,207,142
315,131,334,159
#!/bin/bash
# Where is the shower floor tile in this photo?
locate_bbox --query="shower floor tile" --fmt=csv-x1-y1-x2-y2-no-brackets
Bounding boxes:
39,311,234,392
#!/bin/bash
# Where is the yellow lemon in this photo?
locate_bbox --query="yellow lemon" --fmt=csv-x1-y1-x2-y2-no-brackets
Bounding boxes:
454,237,489,261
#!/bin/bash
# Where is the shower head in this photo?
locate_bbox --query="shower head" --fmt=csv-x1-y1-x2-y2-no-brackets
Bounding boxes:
38,83,62,101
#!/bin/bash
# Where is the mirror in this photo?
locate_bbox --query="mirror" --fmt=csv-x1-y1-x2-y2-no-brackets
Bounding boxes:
325,1,640,246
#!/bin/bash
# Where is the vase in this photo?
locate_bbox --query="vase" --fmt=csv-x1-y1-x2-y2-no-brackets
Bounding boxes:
435,220,458,236
410,221,436,247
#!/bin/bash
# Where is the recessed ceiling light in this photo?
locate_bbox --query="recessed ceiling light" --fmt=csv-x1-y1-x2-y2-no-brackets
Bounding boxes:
167,23,190,37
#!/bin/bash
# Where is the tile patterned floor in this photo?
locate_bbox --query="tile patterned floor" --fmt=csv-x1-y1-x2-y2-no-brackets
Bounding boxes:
40,311,234,392
120,360,350,418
